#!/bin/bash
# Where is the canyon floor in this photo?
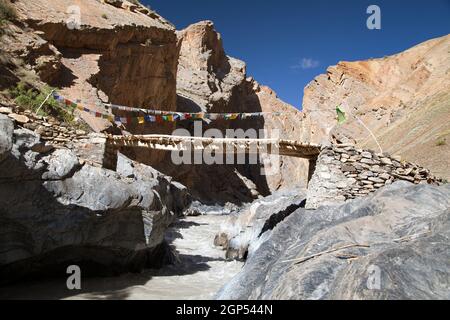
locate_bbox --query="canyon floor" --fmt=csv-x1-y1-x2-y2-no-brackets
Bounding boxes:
0,215,243,300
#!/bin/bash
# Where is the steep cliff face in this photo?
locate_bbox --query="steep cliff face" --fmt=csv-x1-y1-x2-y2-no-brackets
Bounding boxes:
177,21,246,113
302,34,450,180
10,0,179,132
157,21,310,203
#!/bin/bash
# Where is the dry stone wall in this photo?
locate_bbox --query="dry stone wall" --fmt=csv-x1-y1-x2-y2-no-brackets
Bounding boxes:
0,104,89,145
0,103,111,168
306,144,443,209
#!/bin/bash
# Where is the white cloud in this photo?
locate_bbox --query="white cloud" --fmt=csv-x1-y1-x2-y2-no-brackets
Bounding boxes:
291,58,320,70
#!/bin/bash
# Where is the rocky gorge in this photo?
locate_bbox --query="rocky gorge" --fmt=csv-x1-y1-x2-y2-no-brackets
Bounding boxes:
0,0,449,300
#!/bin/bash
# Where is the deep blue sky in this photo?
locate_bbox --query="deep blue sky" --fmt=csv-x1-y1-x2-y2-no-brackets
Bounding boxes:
144,0,450,109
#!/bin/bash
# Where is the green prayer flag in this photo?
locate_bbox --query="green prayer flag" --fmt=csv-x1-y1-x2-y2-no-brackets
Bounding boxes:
336,106,346,124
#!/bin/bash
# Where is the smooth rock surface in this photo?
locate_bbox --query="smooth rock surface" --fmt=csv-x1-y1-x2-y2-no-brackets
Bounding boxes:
215,189,306,260
217,181,450,300
0,116,191,283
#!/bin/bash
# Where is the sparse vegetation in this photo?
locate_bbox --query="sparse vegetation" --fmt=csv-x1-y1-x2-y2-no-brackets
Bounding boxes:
101,13,108,19
0,0,16,24
436,138,447,147
9,82,75,124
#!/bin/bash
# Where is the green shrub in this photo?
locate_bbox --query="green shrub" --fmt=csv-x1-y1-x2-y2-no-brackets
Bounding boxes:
436,138,446,147
0,0,16,22
101,13,108,19
9,82,75,123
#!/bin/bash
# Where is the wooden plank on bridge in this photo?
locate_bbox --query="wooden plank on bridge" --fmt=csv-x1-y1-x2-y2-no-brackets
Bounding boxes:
106,134,321,159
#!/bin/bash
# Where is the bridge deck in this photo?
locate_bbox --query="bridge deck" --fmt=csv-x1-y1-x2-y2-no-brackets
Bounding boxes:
106,134,322,159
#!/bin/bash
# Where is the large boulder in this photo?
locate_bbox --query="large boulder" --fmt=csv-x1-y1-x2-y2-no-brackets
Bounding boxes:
215,189,306,260
217,181,450,299
0,116,191,284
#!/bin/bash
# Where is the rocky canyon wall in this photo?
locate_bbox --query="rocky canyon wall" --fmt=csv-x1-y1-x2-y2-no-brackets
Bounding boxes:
3,4,312,204
11,0,179,133
4,1,447,206
302,34,450,180
151,21,311,204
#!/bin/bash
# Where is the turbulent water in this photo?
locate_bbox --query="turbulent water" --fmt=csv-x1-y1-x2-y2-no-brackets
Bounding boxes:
0,215,243,300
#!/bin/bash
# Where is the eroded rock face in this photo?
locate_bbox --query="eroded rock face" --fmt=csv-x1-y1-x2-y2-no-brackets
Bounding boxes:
0,115,190,283
216,181,450,300
11,0,179,132
0,22,62,90
177,20,246,112
302,34,450,180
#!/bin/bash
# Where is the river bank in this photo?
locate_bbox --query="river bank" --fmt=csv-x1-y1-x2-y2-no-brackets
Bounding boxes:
0,215,243,300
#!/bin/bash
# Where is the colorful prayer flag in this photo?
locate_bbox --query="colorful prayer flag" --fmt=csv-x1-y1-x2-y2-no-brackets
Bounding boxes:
336,106,347,124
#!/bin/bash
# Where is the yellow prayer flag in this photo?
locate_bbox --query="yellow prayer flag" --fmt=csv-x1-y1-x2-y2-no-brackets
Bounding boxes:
138,117,145,124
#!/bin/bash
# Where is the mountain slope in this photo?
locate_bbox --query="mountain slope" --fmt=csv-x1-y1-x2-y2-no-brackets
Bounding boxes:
302,34,450,179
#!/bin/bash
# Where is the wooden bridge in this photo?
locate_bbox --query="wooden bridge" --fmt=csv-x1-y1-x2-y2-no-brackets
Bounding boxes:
106,134,322,159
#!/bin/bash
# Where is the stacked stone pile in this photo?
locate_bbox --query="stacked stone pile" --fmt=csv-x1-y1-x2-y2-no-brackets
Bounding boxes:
306,143,443,209
0,103,89,149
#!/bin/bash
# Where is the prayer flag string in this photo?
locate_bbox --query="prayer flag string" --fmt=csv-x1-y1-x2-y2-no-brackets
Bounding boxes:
52,92,282,125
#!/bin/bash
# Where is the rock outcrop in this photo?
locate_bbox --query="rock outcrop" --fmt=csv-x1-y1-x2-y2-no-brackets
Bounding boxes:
215,189,306,260
7,0,179,132
0,114,190,284
217,181,450,300
176,21,246,113
302,34,450,180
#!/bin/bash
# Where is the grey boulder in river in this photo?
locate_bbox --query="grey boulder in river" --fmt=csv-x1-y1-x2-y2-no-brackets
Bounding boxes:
0,114,190,284
217,181,450,300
